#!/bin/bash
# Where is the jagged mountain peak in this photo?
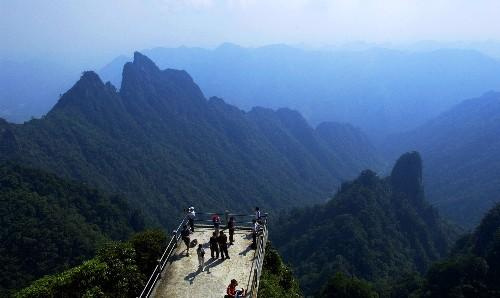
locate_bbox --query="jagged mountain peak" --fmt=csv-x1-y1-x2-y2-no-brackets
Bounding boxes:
120,52,161,91
133,51,160,72
49,71,111,112
391,151,423,197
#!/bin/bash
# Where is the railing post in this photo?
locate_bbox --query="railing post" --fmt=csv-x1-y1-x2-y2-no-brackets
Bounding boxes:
172,229,177,247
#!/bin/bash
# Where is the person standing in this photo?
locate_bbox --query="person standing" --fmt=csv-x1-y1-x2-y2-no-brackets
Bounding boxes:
255,207,262,224
228,216,235,245
212,213,221,235
251,219,260,249
218,230,230,260
196,244,205,270
209,231,219,259
181,225,191,256
187,207,196,232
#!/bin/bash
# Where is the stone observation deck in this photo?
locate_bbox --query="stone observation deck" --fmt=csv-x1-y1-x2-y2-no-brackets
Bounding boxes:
138,212,268,298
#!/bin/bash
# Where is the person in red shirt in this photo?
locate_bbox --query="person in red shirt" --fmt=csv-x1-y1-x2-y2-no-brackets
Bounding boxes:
226,279,245,298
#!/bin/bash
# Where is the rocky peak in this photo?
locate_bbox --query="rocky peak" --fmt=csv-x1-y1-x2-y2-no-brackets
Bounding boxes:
391,151,423,197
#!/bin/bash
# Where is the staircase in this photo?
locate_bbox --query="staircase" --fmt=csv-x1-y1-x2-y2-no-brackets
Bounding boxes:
138,212,268,298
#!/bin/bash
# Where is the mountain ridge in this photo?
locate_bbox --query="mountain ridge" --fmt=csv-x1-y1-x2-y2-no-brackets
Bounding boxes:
0,52,382,228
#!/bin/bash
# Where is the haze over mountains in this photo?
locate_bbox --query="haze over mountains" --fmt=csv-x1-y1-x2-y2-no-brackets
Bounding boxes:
0,45,500,297
0,59,79,123
3,43,500,139
0,52,381,228
383,91,500,227
100,44,500,137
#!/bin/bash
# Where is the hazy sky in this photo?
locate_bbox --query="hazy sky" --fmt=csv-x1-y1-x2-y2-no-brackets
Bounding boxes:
1,0,500,64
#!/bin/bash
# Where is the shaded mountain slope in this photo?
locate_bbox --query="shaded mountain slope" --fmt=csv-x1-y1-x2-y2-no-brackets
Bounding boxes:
272,152,454,295
0,163,143,296
421,202,500,297
0,52,381,228
383,91,500,227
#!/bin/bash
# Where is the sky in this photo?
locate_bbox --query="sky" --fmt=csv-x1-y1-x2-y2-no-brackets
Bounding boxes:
1,0,500,65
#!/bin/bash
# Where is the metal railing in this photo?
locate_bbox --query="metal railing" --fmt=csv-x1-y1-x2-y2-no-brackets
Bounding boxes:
138,216,188,298
137,211,268,298
246,218,269,298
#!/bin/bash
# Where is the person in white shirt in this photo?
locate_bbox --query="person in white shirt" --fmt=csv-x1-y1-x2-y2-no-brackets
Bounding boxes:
251,219,260,249
187,207,196,232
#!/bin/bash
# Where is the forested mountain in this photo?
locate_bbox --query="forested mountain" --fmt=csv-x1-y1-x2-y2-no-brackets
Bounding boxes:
272,152,454,295
383,91,500,228
420,202,500,297
100,44,500,137
0,163,144,296
0,52,381,228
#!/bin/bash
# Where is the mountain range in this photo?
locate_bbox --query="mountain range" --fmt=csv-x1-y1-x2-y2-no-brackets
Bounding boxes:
100,44,500,137
0,52,381,228
3,44,500,140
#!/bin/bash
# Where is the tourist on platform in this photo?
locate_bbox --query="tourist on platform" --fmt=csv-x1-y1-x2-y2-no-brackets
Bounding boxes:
255,207,261,221
181,225,191,256
251,219,261,249
228,216,235,245
218,230,230,260
209,231,219,259
196,244,205,269
226,279,245,298
187,206,196,232
212,213,221,235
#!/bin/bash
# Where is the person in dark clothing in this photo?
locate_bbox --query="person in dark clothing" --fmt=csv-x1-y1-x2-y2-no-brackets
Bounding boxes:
228,216,235,245
218,230,230,260
209,231,219,259
181,225,191,256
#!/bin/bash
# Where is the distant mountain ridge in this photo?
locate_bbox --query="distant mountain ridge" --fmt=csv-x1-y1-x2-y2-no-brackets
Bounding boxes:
383,91,500,228
0,52,382,228
100,44,500,137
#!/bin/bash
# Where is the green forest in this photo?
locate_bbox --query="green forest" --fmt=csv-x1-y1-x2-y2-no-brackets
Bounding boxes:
0,163,144,296
272,152,500,297
15,229,167,298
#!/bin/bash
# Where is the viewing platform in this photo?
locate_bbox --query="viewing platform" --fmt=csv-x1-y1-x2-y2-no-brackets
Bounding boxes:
139,212,268,298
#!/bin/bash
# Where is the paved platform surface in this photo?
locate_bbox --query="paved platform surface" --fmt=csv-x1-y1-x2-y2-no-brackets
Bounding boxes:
152,227,256,298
